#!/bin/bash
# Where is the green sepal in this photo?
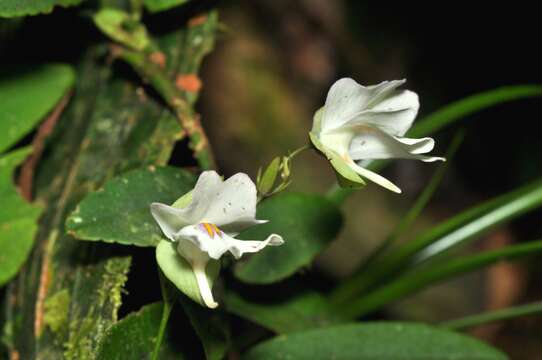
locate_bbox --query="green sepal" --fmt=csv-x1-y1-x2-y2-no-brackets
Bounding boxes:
309,132,365,189
156,240,220,307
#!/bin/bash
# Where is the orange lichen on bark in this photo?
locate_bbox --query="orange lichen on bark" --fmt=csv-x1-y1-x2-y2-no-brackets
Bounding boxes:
34,252,52,338
175,74,202,93
188,14,208,27
149,51,166,68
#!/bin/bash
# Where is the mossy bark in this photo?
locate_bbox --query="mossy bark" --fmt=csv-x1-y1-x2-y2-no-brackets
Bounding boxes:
4,10,217,359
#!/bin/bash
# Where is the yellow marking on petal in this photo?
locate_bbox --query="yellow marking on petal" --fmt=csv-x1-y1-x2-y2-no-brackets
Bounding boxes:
202,223,215,238
211,223,221,236
200,222,222,239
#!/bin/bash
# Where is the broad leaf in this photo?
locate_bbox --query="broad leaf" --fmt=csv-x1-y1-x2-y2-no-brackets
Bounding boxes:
0,64,74,153
0,0,84,17
0,147,42,286
143,0,189,13
243,323,507,360
66,166,196,247
96,302,182,359
224,290,343,334
234,192,343,284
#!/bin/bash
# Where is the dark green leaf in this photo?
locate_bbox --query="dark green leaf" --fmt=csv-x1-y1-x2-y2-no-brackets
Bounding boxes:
66,166,196,247
179,296,229,360
234,192,342,284
0,147,42,286
143,0,189,13
0,0,84,17
96,302,182,360
224,290,343,334
0,64,74,153
242,322,506,360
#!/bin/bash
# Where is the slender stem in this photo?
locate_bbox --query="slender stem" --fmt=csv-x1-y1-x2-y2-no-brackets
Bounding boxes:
151,270,174,360
289,144,311,159
441,302,542,330
115,47,216,170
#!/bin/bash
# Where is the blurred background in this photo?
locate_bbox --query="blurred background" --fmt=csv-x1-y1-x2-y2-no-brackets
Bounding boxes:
2,0,541,357
198,1,542,358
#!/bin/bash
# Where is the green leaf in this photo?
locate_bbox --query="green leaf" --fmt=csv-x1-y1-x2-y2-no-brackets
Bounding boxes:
66,166,196,247
234,192,343,284
93,8,150,51
441,302,542,331
156,240,220,307
410,85,542,138
224,290,344,334
0,0,84,17
96,302,182,360
178,296,229,360
414,179,542,262
0,64,74,153
143,0,189,13
0,147,42,286
242,322,507,360
342,239,542,319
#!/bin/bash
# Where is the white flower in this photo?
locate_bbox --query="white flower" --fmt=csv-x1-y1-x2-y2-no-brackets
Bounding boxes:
150,171,284,308
310,78,444,193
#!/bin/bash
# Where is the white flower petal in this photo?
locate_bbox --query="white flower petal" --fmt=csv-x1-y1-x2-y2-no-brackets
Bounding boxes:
150,171,229,240
150,203,196,241
321,78,409,132
365,79,407,108
224,234,284,260
182,170,223,219
201,173,262,233
177,224,231,260
177,224,284,261
192,263,218,309
348,127,445,162
328,90,418,138
347,160,402,193
368,90,419,136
